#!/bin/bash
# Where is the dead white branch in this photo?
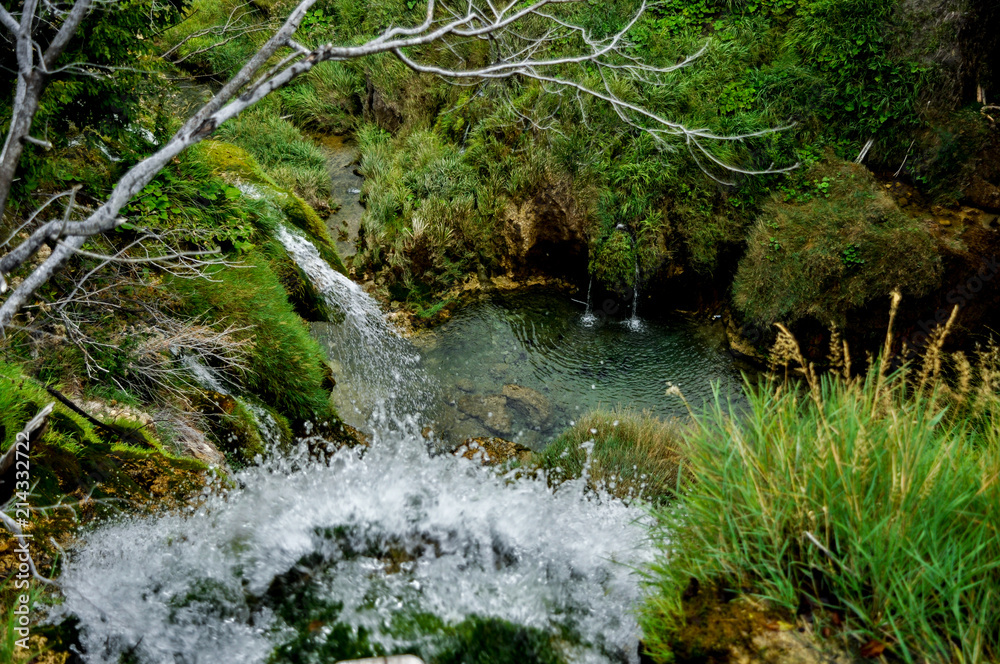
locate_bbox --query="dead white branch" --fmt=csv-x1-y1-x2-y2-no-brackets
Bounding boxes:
0,402,54,477
0,0,796,334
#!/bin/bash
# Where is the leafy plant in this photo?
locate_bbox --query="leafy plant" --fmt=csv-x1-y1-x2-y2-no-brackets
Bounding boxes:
124,149,254,249
841,243,865,268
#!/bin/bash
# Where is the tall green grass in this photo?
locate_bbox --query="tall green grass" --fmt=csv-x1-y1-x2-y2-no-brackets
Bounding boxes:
0,577,46,663
214,103,331,211
537,407,683,503
641,330,1000,663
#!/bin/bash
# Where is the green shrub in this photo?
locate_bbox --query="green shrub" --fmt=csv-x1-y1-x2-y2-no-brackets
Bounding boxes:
279,63,365,133
355,124,500,299
733,159,941,327
123,144,256,249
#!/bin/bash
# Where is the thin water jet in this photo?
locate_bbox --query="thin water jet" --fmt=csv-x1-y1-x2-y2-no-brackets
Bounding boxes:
581,276,597,326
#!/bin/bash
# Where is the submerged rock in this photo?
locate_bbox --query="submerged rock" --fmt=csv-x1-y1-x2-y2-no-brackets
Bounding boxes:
502,384,552,426
453,437,532,466
453,378,476,393
456,394,512,435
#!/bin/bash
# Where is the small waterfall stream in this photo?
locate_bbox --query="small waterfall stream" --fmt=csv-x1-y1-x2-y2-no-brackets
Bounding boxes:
275,224,432,430
181,355,283,449
53,226,658,664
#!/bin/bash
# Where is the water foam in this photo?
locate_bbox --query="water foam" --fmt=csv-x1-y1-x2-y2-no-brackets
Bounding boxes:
55,435,654,663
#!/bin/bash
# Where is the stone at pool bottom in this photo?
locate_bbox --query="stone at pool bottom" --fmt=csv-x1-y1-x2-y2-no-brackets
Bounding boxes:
501,384,552,425
456,394,513,435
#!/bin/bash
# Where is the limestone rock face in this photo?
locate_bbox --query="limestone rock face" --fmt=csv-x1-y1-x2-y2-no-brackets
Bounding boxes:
456,394,512,435
501,384,552,426
724,315,768,365
500,181,588,275
363,78,403,132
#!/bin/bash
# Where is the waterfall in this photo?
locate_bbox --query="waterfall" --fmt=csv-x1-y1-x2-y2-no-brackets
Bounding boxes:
274,224,432,428
614,224,642,331
53,224,659,664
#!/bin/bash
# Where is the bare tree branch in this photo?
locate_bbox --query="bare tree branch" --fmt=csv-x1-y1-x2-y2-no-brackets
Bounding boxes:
0,0,93,221
0,402,53,477
0,0,796,334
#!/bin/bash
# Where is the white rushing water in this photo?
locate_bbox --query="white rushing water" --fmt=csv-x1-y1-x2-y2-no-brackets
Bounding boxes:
275,224,433,429
55,434,654,663
54,226,658,664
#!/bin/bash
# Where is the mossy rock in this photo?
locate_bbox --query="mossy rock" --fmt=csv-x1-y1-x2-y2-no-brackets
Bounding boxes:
198,140,277,188
281,193,348,275
191,390,268,463
199,140,347,277
733,159,942,328
167,252,339,423
266,239,333,321
0,362,208,535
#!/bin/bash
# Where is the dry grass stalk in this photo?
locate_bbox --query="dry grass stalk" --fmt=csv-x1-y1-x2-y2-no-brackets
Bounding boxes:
771,322,820,407
915,304,959,395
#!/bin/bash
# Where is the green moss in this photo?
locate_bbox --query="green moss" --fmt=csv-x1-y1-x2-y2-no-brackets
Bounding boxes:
214,103,332,210
281,193,347,275
199,139,347,276
733,159,941,327
265,239,333,321
590,229,637,290
432,616,567,664
167,252,335,422
198,140,278,188
0,361,206,510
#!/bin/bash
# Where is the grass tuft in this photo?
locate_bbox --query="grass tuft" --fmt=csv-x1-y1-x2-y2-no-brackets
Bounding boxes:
537,407,683,503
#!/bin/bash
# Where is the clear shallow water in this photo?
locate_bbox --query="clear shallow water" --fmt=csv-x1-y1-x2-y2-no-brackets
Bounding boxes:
291,220,745,447
409,290,746,447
